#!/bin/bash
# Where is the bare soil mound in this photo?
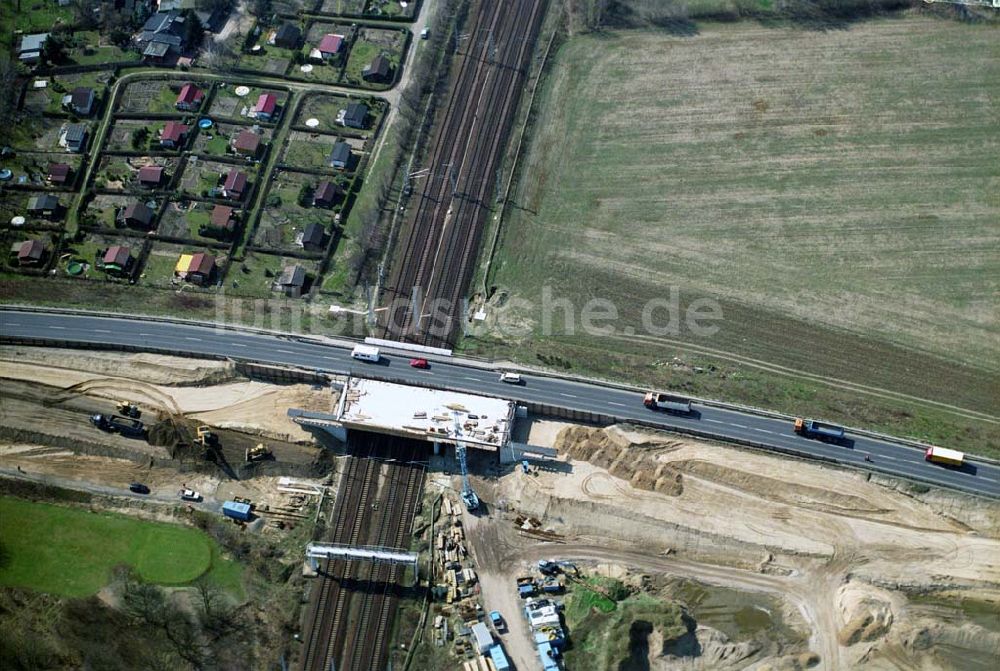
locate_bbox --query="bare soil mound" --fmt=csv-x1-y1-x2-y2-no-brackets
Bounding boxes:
557,426,684,496
672,459,888,516
0,346,237,386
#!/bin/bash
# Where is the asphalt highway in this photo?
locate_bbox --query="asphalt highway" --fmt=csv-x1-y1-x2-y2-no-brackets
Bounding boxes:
2,310,997,498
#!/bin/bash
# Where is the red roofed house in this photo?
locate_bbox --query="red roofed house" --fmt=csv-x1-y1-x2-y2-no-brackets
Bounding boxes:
207,205,237,236
316,34,344,60
137,165,164,187
101,245,132,276
11,239,46,267
159,121,190,148
176,83,205,111
231,129,262,158
252,93,278,121
47,162,71,186
175,251,216,285
221,169,248,200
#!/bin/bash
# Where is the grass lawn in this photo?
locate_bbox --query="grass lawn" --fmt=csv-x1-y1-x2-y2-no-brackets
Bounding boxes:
343,27,403,87
229,251,289,297
4,0,73,33
473,16,1000,449
284,137,341,171
0,497,241,598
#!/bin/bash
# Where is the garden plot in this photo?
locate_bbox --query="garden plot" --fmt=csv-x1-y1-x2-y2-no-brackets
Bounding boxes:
103,119,179,153
294,94,384,135
80,193,158,231
22,71,112,116
0,153,82,189
210,85,288,122
0,191,73,230
159,199,241,243
140,241,226,288
14,118,81,153
228,251,321,298
190,122,274,158
282,131,364,171
364,0,417,19
93,155,181,192
62,30,140,67
318,0,366,14
58,231,143,281
177,157,255,201
254,169,344,252
116,80,200,115
344,27,404,88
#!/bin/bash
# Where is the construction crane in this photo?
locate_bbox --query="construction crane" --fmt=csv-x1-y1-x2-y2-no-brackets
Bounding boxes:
453,414,479,511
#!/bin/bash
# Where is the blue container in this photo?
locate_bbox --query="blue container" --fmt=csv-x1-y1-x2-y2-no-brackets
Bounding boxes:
222,500,251,521
489,644,511,671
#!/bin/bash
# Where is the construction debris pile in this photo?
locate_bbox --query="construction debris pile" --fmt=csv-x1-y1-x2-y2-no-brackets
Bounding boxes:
557,426,684,496
430,496,513,671
434,495,477,605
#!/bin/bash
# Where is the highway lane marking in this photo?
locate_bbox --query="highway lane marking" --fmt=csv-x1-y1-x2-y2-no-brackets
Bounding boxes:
463,376,480,381
753,428,774,435
94,329,112,333
229,343,246,347
879,454,898,461
608,402,626,407
559,393,578,398
49,326,66,330
705,419,726,424
4,323,19,326
276,349,296,354
729,423,748,429
138,333,154,336
981,477,998,484
184,337,202,341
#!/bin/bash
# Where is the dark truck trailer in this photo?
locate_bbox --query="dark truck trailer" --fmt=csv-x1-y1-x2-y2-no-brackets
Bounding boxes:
90,414,146,438
794,418,845,442
643,392,693,414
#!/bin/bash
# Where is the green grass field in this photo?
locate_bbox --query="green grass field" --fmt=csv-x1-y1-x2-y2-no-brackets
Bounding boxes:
0,497,242,597
473,15,1000,453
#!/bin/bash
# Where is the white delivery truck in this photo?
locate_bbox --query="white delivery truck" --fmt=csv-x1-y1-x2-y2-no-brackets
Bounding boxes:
351,344,380,362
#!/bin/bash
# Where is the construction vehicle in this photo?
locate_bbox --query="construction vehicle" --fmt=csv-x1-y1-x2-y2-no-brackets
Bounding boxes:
925,446,964,467
116,400,141,418
643,392,693,414
453,414,479,511
538,559,578,576
245,443,272,462
195,425,217,447
90,414,146,438
489,610,505,632
793,418,846,443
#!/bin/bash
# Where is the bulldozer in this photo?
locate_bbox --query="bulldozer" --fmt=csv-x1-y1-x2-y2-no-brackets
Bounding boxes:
116,400,141,418
245,443,272,462
196,425,217,447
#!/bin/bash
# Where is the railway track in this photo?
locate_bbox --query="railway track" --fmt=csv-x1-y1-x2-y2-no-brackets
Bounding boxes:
297,435,425,671
379,0,547,348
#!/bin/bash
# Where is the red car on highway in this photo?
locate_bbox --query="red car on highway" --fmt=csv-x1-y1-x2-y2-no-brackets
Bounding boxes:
409,358,430,369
